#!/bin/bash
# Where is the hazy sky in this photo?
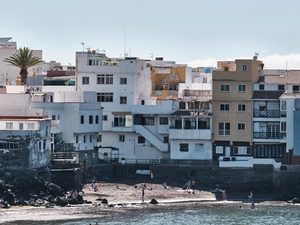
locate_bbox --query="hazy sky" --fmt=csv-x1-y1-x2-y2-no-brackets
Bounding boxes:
2,0,300,69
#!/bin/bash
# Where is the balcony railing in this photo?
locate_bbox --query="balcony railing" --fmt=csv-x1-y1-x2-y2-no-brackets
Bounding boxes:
253,109,280,118
253,132,280,139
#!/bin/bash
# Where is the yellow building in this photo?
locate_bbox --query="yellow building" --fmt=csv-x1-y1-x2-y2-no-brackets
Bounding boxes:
212,57,264,160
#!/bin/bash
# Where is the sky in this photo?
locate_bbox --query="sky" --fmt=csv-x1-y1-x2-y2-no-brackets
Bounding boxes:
2,0,300,69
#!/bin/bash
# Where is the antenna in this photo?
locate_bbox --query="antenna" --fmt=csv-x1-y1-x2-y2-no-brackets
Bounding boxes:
124,23,126,58
81,42,84,52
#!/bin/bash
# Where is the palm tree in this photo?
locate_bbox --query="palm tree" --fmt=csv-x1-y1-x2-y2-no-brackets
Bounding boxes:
4,47,43,85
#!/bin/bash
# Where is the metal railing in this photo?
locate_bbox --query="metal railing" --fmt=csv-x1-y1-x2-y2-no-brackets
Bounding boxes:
253,132,280,139
253,109,280,118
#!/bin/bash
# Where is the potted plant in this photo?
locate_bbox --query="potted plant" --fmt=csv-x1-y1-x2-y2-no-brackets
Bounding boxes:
121,157,125,165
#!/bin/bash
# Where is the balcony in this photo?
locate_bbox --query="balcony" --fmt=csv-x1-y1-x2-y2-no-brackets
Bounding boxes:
253,132,280,139
253,109,280,118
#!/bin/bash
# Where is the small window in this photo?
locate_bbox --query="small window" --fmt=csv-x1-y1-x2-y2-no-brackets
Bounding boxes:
102,115,107,121
81,115,84,124
281,101,286,111
238,104,246,112
164,136,169,143
141,100,145,105
19,123,24,130
52,115,56,120
179,143,189,152
159,117,168,125
220,104,230,111
237,123,246,131
281,122,286,132
120,96,127,104
216,146,223,154
90,135,92,142
120,78,127,85
293,86,300,93
138,136,145,143
83,135,86,143
234,146,251,155
259,84,264,90
119,135,125,142
95,115,99,124
242,64,248,71
224,66,229,71
238,84,246,92
219,122,230,136
143,117,154,125
97,135,102,142
89,115,93,124
278,85,284,90
6,122,13,129
220,84,230,92
76,135,79,143
82,77,89,85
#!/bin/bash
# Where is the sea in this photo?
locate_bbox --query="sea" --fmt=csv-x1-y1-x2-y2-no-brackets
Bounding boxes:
0,201,299,225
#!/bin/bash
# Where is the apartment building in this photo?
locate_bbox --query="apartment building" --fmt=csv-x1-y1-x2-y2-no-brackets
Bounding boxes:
212,57,263,160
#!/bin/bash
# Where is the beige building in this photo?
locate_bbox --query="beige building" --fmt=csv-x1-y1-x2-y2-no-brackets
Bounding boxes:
212,57,264,160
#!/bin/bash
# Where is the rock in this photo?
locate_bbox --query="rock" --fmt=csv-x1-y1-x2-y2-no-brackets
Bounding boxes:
150,198,158,204
101,198,108,204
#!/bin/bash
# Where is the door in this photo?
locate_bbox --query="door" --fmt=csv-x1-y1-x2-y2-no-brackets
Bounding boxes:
225,146,231,156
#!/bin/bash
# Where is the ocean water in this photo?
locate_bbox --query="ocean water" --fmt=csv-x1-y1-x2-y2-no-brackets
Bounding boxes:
1,202,299,225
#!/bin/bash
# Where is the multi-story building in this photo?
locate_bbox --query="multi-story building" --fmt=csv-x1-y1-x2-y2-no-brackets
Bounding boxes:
212,57,264,160
0,37,42,86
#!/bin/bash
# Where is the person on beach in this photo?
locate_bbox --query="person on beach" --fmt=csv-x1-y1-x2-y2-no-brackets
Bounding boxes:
187,180,191,193
162,182,168,189
222,190,227,201
248,191,253,202
251,202,255,209
142,186,145,202
192,180,196,194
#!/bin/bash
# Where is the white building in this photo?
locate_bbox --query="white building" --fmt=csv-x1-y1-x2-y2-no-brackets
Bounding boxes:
0,37,43,86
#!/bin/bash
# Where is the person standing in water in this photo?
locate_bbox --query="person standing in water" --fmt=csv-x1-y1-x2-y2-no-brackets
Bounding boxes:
142,185,145,202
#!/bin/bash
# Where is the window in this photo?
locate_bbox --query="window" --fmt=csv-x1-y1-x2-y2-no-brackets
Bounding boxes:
83,135,86,143
233,146,251,155
97,74,113,84
216,146,223,154
278,85,284,90
97,93,113,102
6,122,13,129
28,123,35,129
119,135,125,142
89,115,93,124
238,84,246,92
143,117,155,125
90,135,92,142
198,118,210,129
281,122,286,132
220,104,230,111
179,143,189,152
19,123,23,130
203,77,207,83
184,118,196,129
141,100,145,105
281,101,286,111
293,86,300,93
259,84,264,90
120,78,127,84
76,135,78,143
164,136,169,143
81,115,84,124
138,136,145,143
95,115,99,124
195,143,204,152
82,77,89,85
97,135,102,142
242,64,248,71
120,96,127,104
220,84,230,92
159,117,168,125
113,115,132,127
224,66,229,71
219,122,230,136
52,115,56,120
102,115,108,121
238,104,246,112
271,145,284,158
237,123,246,131
256,145,269,158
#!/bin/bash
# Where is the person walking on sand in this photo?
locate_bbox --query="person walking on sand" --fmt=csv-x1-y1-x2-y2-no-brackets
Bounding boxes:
142,185,145,202
248,191,253,202
222,190,227,201
187,180,191,193
192,180,196,194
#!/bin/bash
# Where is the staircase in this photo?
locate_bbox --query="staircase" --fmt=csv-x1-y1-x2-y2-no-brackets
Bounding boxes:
135,125,168,152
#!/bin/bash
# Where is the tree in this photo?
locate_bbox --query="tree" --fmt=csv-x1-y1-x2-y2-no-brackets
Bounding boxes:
4,47,43,85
